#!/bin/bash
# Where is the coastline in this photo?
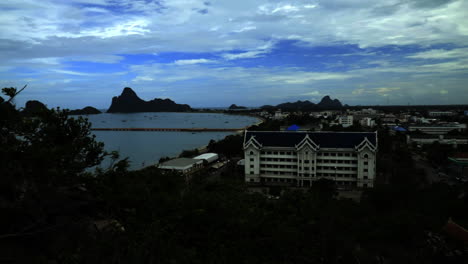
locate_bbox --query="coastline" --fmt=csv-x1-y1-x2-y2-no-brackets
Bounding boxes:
148,117,265,170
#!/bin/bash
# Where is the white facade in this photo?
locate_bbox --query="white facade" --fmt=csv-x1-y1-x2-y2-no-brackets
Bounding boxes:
408,123,466,135
360,117,376,127
338,115,354,128
243,131,378,188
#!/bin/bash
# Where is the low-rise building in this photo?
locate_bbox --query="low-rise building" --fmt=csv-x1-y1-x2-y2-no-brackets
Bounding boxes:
193,153,219,163
360,117,376,127
243,131,378,188
406,134,468,146
158,158,203,174
338,115,354,128
428,111,455,117
408,123,466,135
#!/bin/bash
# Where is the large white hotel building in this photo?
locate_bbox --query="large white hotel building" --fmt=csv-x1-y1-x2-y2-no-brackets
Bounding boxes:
243,131,378,188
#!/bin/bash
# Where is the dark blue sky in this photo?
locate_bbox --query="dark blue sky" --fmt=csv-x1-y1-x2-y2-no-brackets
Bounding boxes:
1,0,467,108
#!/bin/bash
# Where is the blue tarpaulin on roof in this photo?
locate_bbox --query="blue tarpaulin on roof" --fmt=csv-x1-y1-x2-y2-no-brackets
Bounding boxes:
287,124,300,131
392,126,407,132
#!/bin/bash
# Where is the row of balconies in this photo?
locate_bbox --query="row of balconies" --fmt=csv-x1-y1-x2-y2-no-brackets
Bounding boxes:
258,151,359,158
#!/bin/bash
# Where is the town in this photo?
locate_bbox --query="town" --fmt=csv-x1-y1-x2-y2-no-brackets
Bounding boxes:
159,104,468,193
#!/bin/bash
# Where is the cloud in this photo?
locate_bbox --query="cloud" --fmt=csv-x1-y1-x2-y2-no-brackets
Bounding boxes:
173,59,216,65
407,47,468,59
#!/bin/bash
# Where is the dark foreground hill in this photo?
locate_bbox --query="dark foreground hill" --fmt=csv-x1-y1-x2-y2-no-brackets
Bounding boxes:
107,87,192,113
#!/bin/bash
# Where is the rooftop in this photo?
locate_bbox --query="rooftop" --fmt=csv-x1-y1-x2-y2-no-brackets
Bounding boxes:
245,131,377,149
159,158,202,168
193,153,218,160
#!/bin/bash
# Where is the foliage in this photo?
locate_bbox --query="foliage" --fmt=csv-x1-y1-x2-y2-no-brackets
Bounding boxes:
207,134,243,157
1,88,467,263
179,148,199,158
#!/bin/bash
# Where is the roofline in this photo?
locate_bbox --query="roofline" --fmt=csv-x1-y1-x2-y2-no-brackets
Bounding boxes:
246,130,377,134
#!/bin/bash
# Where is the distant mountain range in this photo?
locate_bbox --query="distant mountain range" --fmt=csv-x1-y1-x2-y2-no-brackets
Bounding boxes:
261,96,344,110
228,104,247,110
107,87,192,113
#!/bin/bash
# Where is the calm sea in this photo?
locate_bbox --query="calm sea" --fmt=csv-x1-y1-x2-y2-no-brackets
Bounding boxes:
79,112,259,170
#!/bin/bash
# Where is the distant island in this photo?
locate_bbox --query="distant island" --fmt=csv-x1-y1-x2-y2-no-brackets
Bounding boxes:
69,106,102,115
261,95,343,110
107,87,192,113
228,104,247,110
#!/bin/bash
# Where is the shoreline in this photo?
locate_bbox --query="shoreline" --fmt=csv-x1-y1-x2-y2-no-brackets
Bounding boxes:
145,115,265,170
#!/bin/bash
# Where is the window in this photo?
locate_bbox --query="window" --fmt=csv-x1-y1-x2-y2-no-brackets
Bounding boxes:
250,171,254,174
364,176,368,179
250,165,254,168
250,158,254,161
364,161,368,165
305,151,309,155
250,179,254,182
304,160,310,164
249,151,254,155
363,154,369,159
274,152,278,155
280,152,284,155
364,169,368,172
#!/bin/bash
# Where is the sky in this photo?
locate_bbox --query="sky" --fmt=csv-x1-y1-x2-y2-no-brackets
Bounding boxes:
1,0,468,109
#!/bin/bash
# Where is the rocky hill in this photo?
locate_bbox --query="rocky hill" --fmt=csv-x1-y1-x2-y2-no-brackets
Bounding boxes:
261,96,343,110
107,87,192,113
228,104,247,110
69,106,102,115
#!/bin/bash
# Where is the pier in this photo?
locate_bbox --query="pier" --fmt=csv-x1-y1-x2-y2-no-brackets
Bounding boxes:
91,127,244,132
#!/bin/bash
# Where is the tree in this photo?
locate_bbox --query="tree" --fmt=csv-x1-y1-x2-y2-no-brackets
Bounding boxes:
0,87,108,258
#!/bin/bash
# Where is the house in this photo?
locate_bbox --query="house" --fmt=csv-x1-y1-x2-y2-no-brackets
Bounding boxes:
243,131,378,188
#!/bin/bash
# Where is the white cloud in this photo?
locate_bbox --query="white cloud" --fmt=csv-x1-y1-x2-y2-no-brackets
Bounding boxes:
407,47,468,59
173,59,216,65
222,50,266,60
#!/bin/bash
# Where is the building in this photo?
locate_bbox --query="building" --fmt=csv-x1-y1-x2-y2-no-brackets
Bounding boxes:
273,109,288,120
338,115,354,128
158,158,203,174
243,131,378,188
428,111,455,117
407,134,468,146
408,123,466,135
360,117,376,127
193,153,219,163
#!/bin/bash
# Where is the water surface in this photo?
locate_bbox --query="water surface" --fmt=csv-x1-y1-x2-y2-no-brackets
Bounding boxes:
79,112,259,170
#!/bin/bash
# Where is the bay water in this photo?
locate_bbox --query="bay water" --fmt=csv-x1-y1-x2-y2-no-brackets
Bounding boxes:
79,112,259,170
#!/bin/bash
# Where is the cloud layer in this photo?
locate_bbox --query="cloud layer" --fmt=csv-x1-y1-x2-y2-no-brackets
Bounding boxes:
1,0,467,108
